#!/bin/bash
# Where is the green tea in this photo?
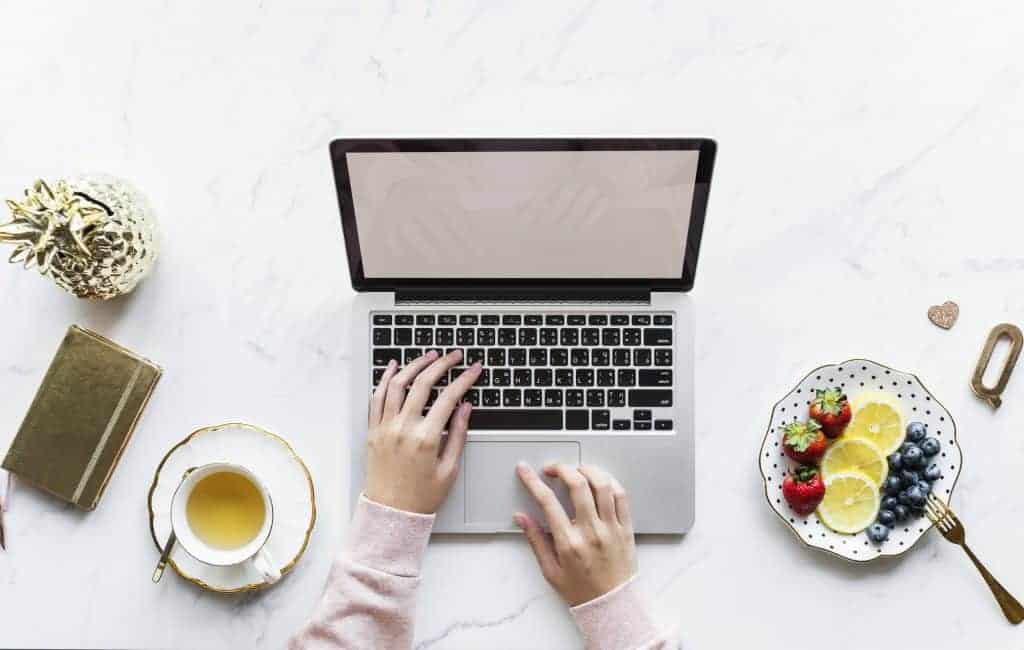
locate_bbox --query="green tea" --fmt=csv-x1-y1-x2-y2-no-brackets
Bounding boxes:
186,472,265,550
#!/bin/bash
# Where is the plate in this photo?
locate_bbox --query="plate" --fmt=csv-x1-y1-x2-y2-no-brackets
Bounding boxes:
147,422,317,592
759,359,963,562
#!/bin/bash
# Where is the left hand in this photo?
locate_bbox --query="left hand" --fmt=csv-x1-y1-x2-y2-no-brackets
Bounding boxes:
365,350,482,514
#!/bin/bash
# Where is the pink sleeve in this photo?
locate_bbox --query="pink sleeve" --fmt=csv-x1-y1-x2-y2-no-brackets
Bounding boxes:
570,577,680,650
289,495,434,650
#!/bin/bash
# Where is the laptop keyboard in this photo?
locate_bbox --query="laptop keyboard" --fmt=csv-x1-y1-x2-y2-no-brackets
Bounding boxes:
370,312,675,432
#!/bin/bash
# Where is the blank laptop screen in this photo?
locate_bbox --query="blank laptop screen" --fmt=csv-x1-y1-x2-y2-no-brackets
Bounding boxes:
346,150,699,279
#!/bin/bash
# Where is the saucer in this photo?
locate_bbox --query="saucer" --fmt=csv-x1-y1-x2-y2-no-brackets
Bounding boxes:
759,359,963,562
148,422,316,592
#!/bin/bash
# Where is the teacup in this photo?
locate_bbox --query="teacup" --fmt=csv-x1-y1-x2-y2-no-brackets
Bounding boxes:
170,462,280,583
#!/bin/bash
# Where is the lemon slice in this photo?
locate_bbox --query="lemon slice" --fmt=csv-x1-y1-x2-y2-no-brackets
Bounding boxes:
817,471,881,534
844,391,905,456
820,438,888,486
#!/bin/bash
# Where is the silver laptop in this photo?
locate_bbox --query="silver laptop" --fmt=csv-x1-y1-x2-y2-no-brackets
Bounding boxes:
333,138,716,534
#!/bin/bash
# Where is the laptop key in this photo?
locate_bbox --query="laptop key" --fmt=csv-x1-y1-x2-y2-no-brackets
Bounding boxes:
586,389,605,407
460,315,478,325
608,389,626,407
492,369,511,386
560,328,579,346
632,314,651,326
395,314,414,325
438,315,457,325
487,349,506,366
654,314,673,325
528,349,547,366
519,328,538,346
551,348,569,366
404,348,423,364
655,349,673,366
613,349,631,366
394,328,413,345
465,389,480,406
610,315,629,325
415,328,433,345
513,369,531,386
581,328,600,346
588,315,607,325
503,389,522,407
373,314,392,325
639,369,673,386
601,329,620,346
622,328,641,346
467,348,485,364
475,369,491,386
592,410,611,430
544,389,563,407
509,349,527,366
524,389,542,407
567,315,586,325
525,314,543,325
372,368,385,385
635,421,652,431
482,390,501,406
633,409,652,421
597,369,615,387
566,389,584,407
655,419,673,431
613,419,631,431
545,315,564,325
566,410,589,430
575,369,594,386
373,348,402,366
644,329,673,346
540,328,558,345
534,369,553,386
481,315,500,325
456,328,475,345
617,369,636,387
633,349,652,366
502,315,522,325
372,328,391,346
629,390,673,407
470,409,563,430
592,349,610,366
477,328,496,346
416,315,435,325
571,349,589,366
555,369,574,386
498,328,517,345
435,328,454,346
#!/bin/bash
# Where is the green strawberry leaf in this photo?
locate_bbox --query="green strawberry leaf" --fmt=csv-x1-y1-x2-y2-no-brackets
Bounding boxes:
813,388,847,416
782,420,822,452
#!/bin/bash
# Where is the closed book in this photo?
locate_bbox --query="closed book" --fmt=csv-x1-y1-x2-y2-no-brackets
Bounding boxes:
2,325,161,510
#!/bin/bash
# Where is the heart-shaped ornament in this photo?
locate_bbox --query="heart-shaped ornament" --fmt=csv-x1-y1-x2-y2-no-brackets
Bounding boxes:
928,301,959,329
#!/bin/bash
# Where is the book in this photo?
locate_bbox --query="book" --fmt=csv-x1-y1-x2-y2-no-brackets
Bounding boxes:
2,326,161,510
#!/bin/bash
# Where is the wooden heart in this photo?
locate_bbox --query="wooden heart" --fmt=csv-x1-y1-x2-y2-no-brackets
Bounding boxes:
927,301,959,329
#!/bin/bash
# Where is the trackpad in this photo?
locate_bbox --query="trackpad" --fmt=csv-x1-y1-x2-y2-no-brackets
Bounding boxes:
465,441,580,529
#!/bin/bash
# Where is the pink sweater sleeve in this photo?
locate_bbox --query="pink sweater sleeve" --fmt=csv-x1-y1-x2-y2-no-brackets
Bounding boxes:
290,495,679,650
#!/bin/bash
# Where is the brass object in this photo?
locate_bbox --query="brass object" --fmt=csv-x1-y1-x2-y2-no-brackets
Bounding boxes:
924,493,1024,624
152,531,177,583
146,423,316,593
970,323,1023,409
1,326,162,509
927,300,959,329
0,176,158,299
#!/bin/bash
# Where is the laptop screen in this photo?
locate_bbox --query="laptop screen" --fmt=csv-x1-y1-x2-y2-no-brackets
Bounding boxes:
345,149,700,279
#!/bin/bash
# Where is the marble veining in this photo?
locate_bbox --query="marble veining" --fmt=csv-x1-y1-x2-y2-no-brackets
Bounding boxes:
2,1,1024,648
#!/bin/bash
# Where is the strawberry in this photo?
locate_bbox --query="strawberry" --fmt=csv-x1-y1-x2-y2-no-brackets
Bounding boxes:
782,465,826,516
781,419,827,464
809,388,851,438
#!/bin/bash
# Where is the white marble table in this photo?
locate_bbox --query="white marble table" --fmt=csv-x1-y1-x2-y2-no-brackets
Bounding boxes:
2,2,1024,648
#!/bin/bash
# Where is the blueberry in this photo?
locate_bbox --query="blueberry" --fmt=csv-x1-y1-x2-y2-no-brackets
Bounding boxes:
902,446,924,468
921,437,941,456
923,463,942,482
884,475,903,495
901,441,918,454
887,452,902,471
878,509,897,526
900,469,921,488
882,496,900,511
906,421,927,442
898,489,913,506
916,480,932,495
866,523,890,543
905,485,926,507
893,504,910,521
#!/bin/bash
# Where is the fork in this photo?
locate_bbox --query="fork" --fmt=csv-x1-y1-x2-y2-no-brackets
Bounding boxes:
924,493,1024,624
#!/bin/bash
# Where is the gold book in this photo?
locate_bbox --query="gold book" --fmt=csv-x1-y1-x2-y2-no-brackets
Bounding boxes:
2,325,161,510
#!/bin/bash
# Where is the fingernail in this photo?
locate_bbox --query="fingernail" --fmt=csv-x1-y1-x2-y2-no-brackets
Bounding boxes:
472,362,482,370
461,402,472,415
427,350,439,359
513,513,528,529
516,461,529,474
388,359,397,369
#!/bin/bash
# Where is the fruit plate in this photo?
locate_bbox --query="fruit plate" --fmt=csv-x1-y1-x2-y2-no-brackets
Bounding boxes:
759,359,963,562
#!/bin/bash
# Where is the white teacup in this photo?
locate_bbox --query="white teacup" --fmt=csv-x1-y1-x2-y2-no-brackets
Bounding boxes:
170,462,281,584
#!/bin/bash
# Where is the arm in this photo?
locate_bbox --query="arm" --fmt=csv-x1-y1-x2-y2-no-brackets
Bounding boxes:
515,464,680,650
290,351,481,650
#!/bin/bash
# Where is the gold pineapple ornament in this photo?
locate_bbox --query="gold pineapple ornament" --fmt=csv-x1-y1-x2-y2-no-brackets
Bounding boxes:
0,175,158,299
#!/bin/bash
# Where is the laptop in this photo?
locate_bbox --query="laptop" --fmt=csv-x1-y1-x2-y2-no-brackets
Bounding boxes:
332,138,716,534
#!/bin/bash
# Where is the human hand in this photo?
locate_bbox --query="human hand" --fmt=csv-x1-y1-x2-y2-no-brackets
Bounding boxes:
514,463,637,606
365,350,482,514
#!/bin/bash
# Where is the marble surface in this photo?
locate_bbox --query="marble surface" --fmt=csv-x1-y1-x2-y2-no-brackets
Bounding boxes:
2,1,1024,648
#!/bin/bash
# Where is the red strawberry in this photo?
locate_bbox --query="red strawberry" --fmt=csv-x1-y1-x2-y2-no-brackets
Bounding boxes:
809,388,852,438
781,419,827,464
782,465,826,516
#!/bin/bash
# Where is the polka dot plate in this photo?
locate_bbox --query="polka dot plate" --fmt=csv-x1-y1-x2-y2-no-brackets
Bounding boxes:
759,359,963,562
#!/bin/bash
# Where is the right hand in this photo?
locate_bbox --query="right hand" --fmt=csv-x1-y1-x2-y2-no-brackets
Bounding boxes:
514,463,637,607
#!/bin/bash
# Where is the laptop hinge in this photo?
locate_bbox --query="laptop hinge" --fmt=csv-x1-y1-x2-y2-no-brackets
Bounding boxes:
395,285,651,304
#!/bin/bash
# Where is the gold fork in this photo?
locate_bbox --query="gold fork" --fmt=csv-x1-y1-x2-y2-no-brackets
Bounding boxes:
924,493,1024,624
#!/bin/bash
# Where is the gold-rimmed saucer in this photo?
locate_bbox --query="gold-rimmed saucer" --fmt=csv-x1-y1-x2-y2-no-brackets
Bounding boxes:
147,422,316,592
